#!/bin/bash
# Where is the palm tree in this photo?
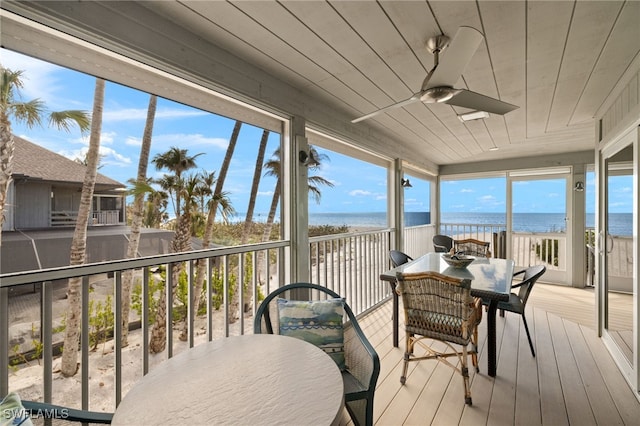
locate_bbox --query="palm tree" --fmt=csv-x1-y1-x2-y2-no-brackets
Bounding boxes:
261,145,333,240
260,147,282,245
306,146,334,203
152,147,203,219
143,188,169,228
179,170,235,341
150,173,202,352
257,146,333,283
121,94,157,346
208,121,241,227
241,129,269,244
148,148,201,353
0,66,90,246
61,78,105,377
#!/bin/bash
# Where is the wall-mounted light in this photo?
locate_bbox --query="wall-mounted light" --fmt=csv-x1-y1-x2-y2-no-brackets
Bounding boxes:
401,178,412,188
574,181,585,192
298,150,319,167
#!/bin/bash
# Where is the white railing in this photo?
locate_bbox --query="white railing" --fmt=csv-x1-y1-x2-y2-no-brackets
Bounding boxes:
1,241,288,412
91,210,121,225
403,224,436,258
50,210,122,226
440,223,506,242
441,223,566,271
511,232,566,271
2,228,399,413
308,228,395,316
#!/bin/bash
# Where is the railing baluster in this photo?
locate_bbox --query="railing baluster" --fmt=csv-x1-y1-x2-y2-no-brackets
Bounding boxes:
239,253,244,336
187,260,194,348
41,281,52,418
142,267,149,375
81,276,90,410
166,263,173,359
206,258,213,342
114,271,122,405
223,256,229,337
1,286,8,396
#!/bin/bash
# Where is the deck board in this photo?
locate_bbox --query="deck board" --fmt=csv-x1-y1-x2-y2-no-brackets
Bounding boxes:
563,320,624,425
345,282,640,425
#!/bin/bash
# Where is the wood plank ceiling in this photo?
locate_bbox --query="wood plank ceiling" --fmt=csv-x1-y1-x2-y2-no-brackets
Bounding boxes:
144,0,640,165
3,1,639,167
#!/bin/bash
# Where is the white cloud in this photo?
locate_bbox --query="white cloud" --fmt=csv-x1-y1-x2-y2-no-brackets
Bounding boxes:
479,195,496,202
100,147,132,167
349,189,372,196
125,136,141,146
615,186,632,193
1,50,61,104
460,188,474,193
151,133,229,150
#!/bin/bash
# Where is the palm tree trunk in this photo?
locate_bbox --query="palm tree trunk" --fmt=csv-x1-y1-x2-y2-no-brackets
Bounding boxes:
150,210,192,352
121,95,156,346
237,129,269,314
180,121,241,340
61,79,105,377
257,178,281,286
0,112,15,247
241,130,269,244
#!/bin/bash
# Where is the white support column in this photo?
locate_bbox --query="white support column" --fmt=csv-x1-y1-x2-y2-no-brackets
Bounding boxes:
571,164,587,287
392,159,404,251
288,116,310,283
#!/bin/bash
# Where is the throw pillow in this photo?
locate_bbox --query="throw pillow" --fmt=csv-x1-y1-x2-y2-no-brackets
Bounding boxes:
277,298,346,370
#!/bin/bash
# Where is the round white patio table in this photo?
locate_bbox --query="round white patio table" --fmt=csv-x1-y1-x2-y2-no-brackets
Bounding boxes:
112,334,344,425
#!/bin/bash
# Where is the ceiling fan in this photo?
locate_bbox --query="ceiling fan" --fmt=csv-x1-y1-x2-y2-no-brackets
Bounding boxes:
352,26,518,123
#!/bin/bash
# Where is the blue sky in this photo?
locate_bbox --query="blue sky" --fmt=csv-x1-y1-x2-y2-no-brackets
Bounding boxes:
441,175,604,214
2,49,623,219
2,48,391,217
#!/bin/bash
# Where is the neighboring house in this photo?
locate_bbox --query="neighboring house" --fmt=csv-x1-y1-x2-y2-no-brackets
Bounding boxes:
1,137,174,277
3,136,126,231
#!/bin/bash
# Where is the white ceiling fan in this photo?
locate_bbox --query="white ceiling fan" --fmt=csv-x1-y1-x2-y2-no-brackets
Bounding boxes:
352,26,518,123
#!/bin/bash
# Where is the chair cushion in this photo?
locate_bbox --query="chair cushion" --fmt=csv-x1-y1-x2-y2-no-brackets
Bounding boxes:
0,392,34,426
278,298,346,370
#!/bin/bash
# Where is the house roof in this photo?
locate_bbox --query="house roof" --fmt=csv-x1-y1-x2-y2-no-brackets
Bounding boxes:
11,136,124,189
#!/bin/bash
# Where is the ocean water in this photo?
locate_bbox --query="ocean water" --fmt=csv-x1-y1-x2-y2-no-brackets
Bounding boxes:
234,212,632,236
442,212,631,236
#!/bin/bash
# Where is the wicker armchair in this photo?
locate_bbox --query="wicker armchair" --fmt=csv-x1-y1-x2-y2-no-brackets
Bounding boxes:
433,234,454,253
454,238,491,257
395,271,482,405
254,283,380,426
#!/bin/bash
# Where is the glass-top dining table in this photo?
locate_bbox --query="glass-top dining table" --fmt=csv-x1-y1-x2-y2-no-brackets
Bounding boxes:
380,252,515,377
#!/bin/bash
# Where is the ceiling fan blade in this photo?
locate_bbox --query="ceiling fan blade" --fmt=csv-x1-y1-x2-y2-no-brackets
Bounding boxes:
444,89,518,115
351,95,420,123
426,26,484,89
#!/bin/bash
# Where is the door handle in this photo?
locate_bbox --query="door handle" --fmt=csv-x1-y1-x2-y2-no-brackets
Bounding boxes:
607,233,614,254
598,231,604,255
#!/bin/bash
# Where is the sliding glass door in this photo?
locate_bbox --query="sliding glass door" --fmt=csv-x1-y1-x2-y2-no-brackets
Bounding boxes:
598,128,638,391
508,171,571,284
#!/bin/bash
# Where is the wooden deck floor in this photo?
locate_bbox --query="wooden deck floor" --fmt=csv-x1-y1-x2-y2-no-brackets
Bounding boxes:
343,283,640,425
